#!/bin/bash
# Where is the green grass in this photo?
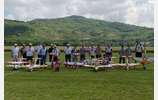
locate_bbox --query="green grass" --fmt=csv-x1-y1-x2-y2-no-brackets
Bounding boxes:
5,52,154,100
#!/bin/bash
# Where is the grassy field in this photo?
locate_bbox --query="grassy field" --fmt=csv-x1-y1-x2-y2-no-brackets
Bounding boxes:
4,51,154,100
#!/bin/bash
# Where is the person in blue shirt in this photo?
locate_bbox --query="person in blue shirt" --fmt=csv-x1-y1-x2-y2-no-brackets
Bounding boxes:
39,44,47,65
36,43,42,64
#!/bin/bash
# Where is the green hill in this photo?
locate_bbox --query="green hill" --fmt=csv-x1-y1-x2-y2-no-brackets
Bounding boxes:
4,15,154,46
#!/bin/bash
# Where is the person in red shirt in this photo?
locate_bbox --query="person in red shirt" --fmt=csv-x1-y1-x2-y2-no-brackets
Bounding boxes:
51,45,60,72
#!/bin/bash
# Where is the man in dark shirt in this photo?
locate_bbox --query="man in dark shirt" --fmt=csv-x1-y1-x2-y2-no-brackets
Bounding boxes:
119,45,126,63
48,44,54,62
96,44,102,59
126,44,132,63
80,45,86,62
20,43,27,59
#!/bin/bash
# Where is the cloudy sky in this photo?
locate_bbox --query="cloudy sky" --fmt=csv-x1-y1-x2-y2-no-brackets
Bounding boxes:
5,0,154,27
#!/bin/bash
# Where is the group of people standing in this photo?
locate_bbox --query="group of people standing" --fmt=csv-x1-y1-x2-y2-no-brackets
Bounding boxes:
63,41,145,65
11,43,60,70
11,43,35,62
11,41,146,71
63,44,112,65
119,41,145,64
11,43,61,71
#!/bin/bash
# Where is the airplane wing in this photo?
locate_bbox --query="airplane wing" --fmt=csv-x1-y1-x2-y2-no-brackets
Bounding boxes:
133,57,154,63
112,63,140,66
133,58,142,62
147,57,154,62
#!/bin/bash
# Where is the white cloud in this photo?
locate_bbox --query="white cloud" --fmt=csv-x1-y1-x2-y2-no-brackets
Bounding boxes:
5,0,153,27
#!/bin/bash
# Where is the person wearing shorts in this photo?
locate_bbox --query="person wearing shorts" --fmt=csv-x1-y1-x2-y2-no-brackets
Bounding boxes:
135,41,144,58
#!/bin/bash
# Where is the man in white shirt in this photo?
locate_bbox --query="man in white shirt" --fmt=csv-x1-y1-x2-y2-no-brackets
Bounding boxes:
26,43,35,62
11,43,20,61
135,41,144,58
52,45,60,57
64,44,72,62
105,44,112,61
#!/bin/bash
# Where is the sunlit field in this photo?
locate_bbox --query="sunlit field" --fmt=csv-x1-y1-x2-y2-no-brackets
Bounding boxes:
4,49,154,100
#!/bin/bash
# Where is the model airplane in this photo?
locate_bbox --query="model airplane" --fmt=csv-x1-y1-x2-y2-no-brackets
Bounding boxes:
7,58,48,71
83,56,141,71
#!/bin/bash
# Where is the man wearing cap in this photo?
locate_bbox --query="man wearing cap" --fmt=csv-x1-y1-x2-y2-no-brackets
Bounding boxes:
11,43,20,61
26,43,35,63
64,44,72,62
48,44,54,62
